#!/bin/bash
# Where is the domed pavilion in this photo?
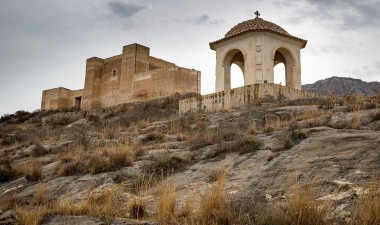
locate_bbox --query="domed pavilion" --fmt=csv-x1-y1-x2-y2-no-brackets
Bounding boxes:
210,12,307,91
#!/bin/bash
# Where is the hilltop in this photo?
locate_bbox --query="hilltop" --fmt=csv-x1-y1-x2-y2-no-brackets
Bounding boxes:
302,76,380,96
0,91,380,225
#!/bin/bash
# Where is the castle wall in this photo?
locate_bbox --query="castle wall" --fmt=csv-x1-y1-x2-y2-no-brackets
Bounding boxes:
41,87,83,110
179,83,318,114
44,43,201,111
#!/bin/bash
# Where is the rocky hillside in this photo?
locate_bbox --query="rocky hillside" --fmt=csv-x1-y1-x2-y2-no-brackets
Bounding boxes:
0,93,380,225
302,76,380,96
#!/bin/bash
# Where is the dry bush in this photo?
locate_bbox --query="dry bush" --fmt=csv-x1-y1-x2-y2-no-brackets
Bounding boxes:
128,197,147,219
284,183,329,225
15,188,122,225
156,181,177,224
354,177,380,225
264,117,283,133
143,153,189,178
206,136,262,158
30,143,49,157
105,145,134,169
290,130,308,140
280,132,293,150
189,131,215,150
89,155,114,174
369,111,380,122
237,136,263,154
25,164,43,181
55,156,87,176
208,168,228,183
70,126,91,150
139,132,165,144
318,91,337,110
199,173,233,225
296,110,325,121
0,158,15,182
351,111,361,129
13,161,43,181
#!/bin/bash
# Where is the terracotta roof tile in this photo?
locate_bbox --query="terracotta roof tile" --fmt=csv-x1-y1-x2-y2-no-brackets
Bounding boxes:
210,17,307,49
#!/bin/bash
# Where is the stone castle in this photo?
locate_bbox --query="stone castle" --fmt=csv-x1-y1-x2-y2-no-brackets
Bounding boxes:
41,44,200,110
42,13,316,112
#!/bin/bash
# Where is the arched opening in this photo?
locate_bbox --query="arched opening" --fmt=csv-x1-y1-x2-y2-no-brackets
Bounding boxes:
231,64,244,89
274,62,286,86
223,49,245,90
273,48,295,88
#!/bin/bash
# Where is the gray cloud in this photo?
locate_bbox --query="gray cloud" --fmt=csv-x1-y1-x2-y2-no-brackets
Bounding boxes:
347,61,380,81
192,14,225,25
296,0,380,30
107,1,147,18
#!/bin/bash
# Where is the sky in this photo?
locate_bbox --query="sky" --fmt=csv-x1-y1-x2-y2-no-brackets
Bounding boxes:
0,0,379,116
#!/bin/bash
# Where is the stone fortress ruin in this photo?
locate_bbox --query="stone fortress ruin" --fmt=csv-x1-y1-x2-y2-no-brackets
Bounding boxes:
42,12,316,112
41,44,200,110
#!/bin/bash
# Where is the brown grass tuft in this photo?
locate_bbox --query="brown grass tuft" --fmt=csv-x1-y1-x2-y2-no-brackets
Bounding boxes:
156,181,177,224
355,177,380,225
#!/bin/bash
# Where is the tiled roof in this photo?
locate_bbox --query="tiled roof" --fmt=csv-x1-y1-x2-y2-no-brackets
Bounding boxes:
210,17,307,49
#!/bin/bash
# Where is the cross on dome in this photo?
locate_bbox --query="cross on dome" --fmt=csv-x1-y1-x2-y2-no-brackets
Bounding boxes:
254,10,260,18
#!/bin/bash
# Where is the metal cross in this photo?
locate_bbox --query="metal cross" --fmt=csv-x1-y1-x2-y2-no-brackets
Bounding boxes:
254,10,260,18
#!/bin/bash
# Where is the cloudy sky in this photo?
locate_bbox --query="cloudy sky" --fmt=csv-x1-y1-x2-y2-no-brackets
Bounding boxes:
0,0,379,116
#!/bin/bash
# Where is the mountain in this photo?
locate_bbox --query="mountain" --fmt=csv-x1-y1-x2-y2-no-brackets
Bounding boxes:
302,76,380,96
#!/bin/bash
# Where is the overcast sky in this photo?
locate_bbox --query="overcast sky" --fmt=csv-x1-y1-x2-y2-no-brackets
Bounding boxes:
0,0,379,116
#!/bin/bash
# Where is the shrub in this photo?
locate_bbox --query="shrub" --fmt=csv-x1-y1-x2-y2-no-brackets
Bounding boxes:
55,157,86,176
351,111,361,129
31,143,49,157
290,130,308,140
25,164,43,182
237,136,263,154
89,156,113,174
106,146,134,169
143,153,188,177
70,126,91,150
128,198,147,219
0,158,15,182
355,177,380,225
280,132,292,150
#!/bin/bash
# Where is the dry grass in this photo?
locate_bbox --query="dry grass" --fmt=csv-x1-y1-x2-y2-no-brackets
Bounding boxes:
127,197,147,219
198,173,233,225
264,117,286,133
105,144,134,169
355,177,380,225
156,181,177,224
284,183,330,225
351,111,361,129
15,187,123,225
296,110,325,121
12,161,43,181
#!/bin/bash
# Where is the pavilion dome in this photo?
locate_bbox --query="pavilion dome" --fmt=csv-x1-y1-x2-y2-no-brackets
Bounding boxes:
210,16,307,49
225,17,290,38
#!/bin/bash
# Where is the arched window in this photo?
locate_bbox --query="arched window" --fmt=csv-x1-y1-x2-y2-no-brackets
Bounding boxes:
223,49,245,90
273,47,295,88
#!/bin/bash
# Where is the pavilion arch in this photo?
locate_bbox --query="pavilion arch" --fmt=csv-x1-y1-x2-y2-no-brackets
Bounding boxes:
271,47,297,88
222,48,246,90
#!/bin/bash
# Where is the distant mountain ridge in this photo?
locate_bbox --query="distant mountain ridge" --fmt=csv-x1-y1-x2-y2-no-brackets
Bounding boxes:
302,76,380,96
